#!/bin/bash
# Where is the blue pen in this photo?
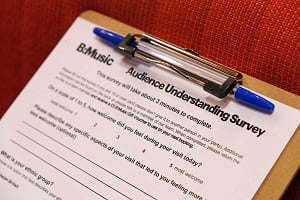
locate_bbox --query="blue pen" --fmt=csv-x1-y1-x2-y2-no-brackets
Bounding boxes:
93,27,275,113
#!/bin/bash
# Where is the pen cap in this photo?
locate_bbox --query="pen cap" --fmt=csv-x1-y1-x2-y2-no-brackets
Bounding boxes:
93,27,124,47
234,87,275,113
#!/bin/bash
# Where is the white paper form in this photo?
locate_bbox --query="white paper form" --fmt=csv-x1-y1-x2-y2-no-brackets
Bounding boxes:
0,17,299,200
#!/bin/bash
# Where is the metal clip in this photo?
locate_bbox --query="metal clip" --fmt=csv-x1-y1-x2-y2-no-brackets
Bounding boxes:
118,33,242,98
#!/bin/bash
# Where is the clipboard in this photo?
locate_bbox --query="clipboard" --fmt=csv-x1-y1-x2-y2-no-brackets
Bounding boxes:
80,10,299,200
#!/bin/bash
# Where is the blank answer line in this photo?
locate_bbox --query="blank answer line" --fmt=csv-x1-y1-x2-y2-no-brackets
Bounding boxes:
9,139,108,200
22,121,157,200
15,130,132,200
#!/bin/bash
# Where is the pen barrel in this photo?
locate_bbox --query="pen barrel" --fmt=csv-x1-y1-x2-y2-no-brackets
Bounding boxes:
141,33,242,80
137,41,229,86
93,27,275,113
136,41,239,98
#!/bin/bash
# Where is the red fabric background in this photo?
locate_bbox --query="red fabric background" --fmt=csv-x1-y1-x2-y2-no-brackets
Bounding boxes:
0,1,299,199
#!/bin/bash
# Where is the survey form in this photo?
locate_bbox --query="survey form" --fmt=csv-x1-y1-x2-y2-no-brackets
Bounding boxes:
0,17,299,200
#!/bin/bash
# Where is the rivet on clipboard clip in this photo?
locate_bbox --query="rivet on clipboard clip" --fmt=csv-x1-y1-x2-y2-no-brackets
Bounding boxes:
93,28,275,113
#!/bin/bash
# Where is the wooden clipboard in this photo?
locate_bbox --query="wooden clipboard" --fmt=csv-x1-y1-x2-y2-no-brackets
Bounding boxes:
80,10,299,200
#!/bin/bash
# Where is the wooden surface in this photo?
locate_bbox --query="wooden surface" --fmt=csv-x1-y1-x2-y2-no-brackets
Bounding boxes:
80,10,300,200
